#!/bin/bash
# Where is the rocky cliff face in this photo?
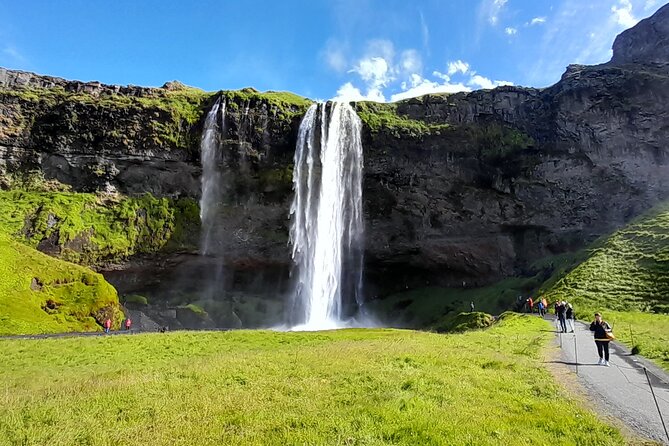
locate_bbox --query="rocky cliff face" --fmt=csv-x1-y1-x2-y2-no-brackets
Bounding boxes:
1,5,669,318
612,3,669,64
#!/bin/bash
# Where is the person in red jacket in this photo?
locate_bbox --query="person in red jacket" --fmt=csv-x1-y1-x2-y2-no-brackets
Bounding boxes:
528,297,534,313
104,318,111,334
125,318,132,331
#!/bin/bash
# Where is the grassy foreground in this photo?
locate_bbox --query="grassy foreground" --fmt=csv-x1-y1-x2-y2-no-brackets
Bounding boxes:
0,315,624,445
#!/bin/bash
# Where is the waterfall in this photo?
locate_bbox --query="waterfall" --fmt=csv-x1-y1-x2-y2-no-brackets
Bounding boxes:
289,102,365,330
199,97,225,256
198,97,228,303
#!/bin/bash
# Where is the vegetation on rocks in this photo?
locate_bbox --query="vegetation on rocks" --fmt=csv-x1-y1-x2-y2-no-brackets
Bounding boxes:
0,190,199,265
0,232,122,335
0,187,199,335
470,124,535,160
368,276,544,328
356,101,450,138
0,316,625,445
222,87,312,116
0,84,216,152
431,311,495,333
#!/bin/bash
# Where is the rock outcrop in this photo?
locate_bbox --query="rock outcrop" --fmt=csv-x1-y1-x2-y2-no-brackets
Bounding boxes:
1,4,669,318
611,3,669,65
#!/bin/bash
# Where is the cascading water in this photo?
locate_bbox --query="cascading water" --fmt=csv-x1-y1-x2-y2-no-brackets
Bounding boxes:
200,97,225,256
289,102,365,330
199,97,226,300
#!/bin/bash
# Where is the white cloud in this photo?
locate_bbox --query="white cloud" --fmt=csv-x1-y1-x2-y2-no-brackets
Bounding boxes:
352,56,392,89
331,42,513,103
334,40,399,102
1,45,27,65
505,27,518,35
447,60,470,76
489,0,508,25
419,10,430,49
334,82,386,102
644,0,658,11
364,39,395,64
390,74,471,102
433,70,451,82
389,61,514,102
611,0,638,28
525,0,653,87
529,17,547,25
399,49,422,74
468,75,513,90
322,40,348,73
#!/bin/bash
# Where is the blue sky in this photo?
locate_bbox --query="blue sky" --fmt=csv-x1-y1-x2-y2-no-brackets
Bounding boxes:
0,0,663,101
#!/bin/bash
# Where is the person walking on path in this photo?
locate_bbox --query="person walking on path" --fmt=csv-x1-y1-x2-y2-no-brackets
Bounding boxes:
528,297,534,313
470,301,475,312
557,301,567,333
565,303,574,333
125,318,132,331
104,318,112,334
589,313,613,366
538,300,545,317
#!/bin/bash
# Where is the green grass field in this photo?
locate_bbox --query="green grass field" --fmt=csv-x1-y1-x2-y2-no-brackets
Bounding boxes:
0,315,625,446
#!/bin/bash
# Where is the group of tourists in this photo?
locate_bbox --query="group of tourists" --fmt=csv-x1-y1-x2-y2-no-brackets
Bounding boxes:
554,300,575,333
103,317,132,334
524,296,552,317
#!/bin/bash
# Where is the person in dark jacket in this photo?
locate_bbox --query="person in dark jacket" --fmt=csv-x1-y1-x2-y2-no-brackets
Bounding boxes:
565,304,574,333
589,313,612,366
557,301,567,333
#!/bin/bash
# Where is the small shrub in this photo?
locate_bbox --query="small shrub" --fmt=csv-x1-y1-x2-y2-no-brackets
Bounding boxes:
124,294,149,306
432,311,495,333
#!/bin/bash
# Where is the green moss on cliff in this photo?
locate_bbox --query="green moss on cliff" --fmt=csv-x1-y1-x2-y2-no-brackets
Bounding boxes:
0,232,122,335
223,88,311,114
0,190,199,265
471,124,535,160
222,88,312,134
356,102,449,138
0,85,216,152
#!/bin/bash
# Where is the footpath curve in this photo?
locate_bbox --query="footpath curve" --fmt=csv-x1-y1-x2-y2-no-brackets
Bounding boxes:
545,315,669,445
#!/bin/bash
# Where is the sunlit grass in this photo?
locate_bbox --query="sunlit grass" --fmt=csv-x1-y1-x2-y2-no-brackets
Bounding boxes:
0,315,624,445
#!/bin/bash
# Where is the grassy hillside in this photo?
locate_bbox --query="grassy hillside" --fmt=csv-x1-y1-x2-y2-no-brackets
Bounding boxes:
0,232,122,335
368,201,669,370
542,202,669,370
0,188,197,334
0,315,625,445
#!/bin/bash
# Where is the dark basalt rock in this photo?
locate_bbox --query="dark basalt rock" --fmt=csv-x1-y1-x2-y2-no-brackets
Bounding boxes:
611,3,669,65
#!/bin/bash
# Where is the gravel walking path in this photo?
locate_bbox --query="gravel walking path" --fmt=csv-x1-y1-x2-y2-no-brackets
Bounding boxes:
546,315,669,444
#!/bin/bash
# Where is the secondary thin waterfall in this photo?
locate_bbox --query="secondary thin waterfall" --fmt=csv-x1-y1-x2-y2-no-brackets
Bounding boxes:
289,102,364,329
199,97,225,256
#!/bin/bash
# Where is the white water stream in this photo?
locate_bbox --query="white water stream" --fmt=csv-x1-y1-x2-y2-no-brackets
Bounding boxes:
289,102,364,330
